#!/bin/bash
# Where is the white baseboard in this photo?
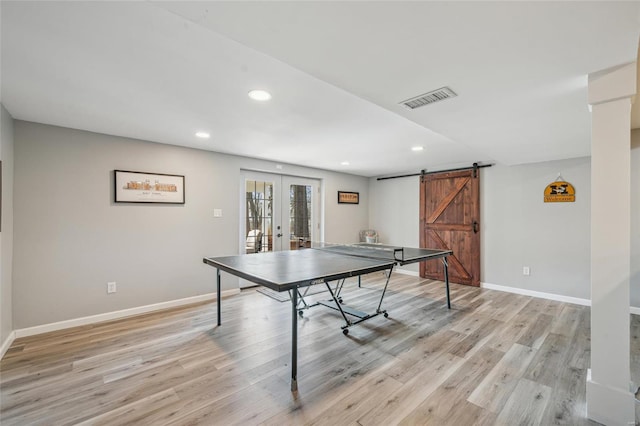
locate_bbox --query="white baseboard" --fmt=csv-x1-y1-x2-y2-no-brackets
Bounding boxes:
481,282,591,306
395,268,419,277
1,331,16,359
6,282,640,345
14,289,240,339
481,282,640,315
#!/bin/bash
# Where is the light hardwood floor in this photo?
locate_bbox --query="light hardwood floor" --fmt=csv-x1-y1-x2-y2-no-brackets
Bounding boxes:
1,273,639,425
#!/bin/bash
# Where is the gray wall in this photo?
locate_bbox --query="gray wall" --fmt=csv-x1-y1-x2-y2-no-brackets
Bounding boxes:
10,119,640,330
369,176,420,272
482,158,590,299
13,121,370,329
370,157,594,301
1,105,14,345
631,129,640,307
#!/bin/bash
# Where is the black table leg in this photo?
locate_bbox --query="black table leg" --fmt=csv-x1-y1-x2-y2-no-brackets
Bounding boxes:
217,268,221,325
291,288,298,391
443,257,451,309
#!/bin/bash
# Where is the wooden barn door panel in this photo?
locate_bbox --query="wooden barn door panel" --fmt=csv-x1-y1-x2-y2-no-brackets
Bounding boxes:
420,169,480,286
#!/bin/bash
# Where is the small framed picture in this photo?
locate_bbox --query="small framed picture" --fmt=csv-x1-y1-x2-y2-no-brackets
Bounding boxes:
338,191,359,204
114,170,185,204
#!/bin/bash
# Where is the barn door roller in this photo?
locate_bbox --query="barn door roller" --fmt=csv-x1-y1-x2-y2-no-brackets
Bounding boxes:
378,163,492,181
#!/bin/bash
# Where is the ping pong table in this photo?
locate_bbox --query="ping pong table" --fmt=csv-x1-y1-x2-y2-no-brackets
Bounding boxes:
202,243,452,391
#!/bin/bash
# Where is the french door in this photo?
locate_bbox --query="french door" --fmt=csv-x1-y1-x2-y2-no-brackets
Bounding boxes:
240,171,320,287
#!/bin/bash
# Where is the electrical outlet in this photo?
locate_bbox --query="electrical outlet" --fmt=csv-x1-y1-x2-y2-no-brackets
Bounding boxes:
523,267,530,276
214,209,222,217
107,282,117,294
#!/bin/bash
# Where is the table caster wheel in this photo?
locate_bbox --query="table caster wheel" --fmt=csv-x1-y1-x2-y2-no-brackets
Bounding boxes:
342,329,349,335
298,311,304,317
338,298,343,304
383,312,389,318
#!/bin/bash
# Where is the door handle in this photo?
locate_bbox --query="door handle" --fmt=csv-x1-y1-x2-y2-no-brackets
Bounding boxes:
276,233,283,238
473,221,479,233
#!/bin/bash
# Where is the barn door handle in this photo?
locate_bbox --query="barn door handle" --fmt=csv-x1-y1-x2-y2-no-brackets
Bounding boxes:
473,221,479,233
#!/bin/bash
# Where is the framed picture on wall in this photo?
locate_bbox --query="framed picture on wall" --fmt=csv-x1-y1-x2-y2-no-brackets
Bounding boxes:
114,170,185,204
338,191,359,204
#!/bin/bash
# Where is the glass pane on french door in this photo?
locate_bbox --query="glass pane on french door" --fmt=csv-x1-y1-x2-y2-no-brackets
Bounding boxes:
244,179,274,254
288,184,312,250
282,176,319,251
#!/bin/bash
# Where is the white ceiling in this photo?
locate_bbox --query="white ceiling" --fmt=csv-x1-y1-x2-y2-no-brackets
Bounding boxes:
2,2,639,177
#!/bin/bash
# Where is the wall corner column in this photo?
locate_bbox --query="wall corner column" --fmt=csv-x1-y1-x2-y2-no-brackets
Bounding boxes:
586,61,636,425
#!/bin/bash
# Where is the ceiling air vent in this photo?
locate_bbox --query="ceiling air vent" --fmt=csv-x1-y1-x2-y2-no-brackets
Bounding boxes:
400,87,457,110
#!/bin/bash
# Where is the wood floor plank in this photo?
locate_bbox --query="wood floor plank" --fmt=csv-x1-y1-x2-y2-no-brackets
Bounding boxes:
386,329,465,383
566,309,591,371
517,312,554,349
261,355,398,425
550,304,583,337
486,293,531,323
518,297,564,318
162,373,291,425
306,371,403,426
524,333,573,387
494,378,553,425
356,350,466,425
448,318,503,358
2,277,633,425
146,364,252,424
76,388,181,426
436,400,498,426
467,342,537,413
5,360,193,424
397,345,504,422
449,309,492,334
486,314,529,353
538,365,593,425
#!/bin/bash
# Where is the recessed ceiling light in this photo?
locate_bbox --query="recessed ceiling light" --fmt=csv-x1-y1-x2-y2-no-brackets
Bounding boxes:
341,161,350,166
195,132,210,139
412,146,424,152
248,90,272,101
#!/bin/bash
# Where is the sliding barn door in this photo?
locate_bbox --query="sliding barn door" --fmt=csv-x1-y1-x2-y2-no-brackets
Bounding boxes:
420,169,480,286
